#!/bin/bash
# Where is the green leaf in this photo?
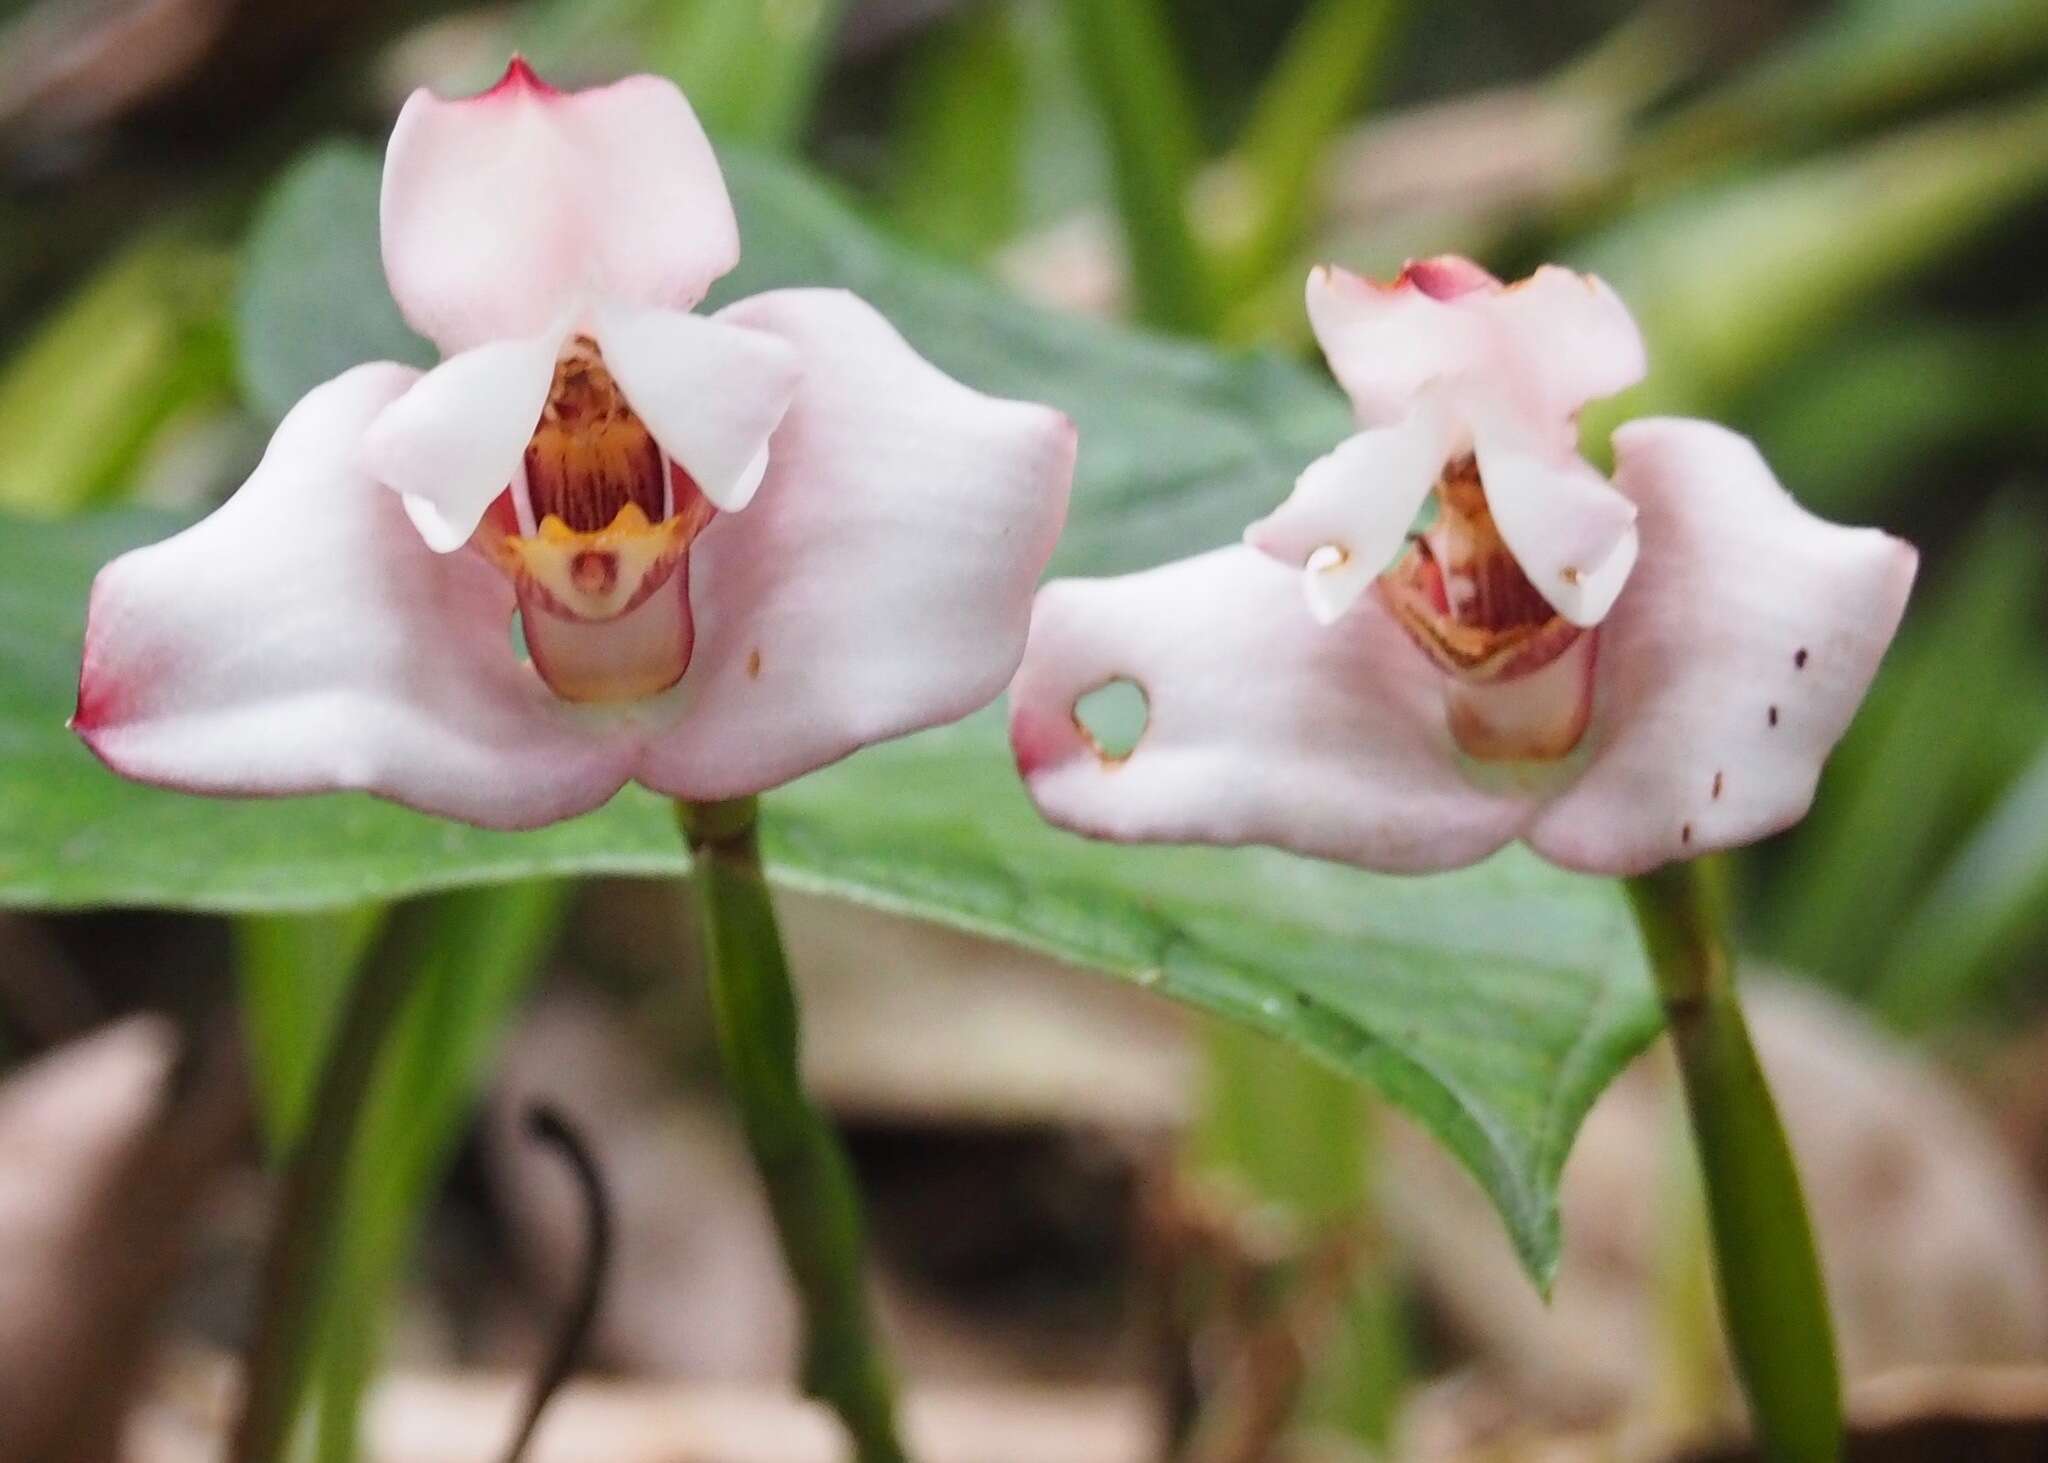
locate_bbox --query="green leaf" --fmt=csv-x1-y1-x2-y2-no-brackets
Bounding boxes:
0,144,1659,1282
234,148,433,425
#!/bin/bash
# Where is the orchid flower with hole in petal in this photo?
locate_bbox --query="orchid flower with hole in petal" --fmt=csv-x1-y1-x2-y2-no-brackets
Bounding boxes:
73,60,1075,829
1009,258,1916,876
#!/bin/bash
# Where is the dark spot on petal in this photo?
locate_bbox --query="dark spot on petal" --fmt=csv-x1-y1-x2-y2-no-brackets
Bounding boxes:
1769,705,1780,727
1712,772,1724,800
746,648,763,679
1682,823,1694,844
1795,648,1809,670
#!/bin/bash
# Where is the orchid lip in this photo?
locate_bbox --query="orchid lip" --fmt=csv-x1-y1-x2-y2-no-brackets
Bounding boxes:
1372,453,1597,762
468,333,727,704
473,334,721,638
1375,456,1582,681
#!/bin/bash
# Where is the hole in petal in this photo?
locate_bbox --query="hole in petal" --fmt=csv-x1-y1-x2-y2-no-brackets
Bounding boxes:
1074,679,1148,763
510,609,532,664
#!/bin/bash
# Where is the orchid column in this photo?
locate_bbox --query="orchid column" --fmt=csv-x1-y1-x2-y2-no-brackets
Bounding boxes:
1010,258,1915,1461
74,60,1075,1462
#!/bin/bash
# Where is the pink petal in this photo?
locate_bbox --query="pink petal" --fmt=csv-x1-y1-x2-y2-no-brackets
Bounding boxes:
634,289,1077,800
1527,419,1918,875
380,62,738,355
1473,265,1646,424
1008,547,1532,874
1243,414,1449,625
591,303,802,512
1306,263,1492,426
1472,429,1639,627
74,363,641,830
1306,258,1644,434
361,328,562,552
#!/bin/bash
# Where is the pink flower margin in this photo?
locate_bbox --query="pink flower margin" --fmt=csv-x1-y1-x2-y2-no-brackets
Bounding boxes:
74,60,1077,829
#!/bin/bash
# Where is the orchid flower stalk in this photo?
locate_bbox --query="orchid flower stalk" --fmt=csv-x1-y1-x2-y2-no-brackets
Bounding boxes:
75,59,1075,1463
1009,256,1913,1459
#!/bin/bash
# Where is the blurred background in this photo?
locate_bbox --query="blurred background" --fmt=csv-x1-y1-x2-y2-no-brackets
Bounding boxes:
4,0,2048,1458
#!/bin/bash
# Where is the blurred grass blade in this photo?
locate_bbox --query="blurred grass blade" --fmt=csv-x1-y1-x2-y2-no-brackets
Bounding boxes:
1768,500,2048,988
1196,1023,1367,1221
1218,0,1403,289
1748,317,2048,518
1060,0,1219,333
1629,863,1842,1463
309,883,570,1463
1192,1022,1407,1447
234,932,419,1463
236,908,389,1153
233,887,566,1461
1580,85,2048,431
0,237,233,516
1631,0,2048,183
1874,744,2048,1032
648,0,845,150
888,4,1028,261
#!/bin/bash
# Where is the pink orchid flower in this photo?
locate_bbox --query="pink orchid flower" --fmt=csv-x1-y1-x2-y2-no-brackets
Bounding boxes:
1009,258,1916,876
73,60,1075,829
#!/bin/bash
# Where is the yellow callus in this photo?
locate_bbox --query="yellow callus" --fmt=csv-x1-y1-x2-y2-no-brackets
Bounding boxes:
494,500,705,623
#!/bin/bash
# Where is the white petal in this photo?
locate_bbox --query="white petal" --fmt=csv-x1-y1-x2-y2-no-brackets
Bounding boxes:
1009,547,1533,874
1475,264,1646,420
1305,263,1492,427
1244,415,1448,625
361,329,562,552
1527,419,1918,875
1308,259,1646,446
634,288,1077,799
1474,430,1639,627
592,303,802,512
74,363,641,829
380,62,738,355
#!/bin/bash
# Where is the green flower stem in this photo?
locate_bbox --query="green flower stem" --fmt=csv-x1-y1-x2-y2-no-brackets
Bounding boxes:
677,797,908,1463
232,944,416,1463
1626,861,1842,1463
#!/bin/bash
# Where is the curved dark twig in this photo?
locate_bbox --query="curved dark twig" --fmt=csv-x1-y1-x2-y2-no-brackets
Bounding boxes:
500,1101,614,1463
